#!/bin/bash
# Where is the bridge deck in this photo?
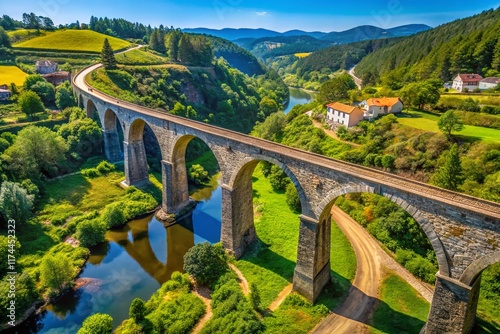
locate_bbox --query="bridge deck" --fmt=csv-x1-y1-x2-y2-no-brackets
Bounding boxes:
73,64,500,220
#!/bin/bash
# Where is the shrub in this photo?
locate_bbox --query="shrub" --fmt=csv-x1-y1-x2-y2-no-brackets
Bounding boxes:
129,298,146,322
102,202,126,228
285,183,301,212
184,242,228,287
96,160,116,175
268,164,290,191
404,256,438,283
81,167,100,178
249,282,261,310
77,313,113,334
188,164,209,185
76,219,106,248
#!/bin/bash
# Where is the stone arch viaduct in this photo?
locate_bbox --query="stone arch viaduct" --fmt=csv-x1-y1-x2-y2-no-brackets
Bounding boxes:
74,64,500,334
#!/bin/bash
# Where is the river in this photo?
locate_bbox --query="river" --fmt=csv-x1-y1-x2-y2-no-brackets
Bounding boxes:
8,88,313,334
284,87,314,114
7,175,222,334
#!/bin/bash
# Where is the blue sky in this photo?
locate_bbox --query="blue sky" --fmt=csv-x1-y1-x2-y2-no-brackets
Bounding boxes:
1,1,499,32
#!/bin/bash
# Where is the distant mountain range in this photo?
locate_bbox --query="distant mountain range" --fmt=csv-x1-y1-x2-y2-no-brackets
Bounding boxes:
182,24,431,44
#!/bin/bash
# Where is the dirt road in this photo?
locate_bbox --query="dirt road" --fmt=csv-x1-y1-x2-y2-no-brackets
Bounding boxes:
311,206,433,333
348,67,363,90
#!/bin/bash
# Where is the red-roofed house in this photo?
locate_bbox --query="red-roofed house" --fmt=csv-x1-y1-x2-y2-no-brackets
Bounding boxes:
452,73,483,92
361,97,404,118
326,102,365,128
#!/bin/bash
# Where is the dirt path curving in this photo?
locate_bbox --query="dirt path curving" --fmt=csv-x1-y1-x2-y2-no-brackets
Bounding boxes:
192,284,213,334
311,206,433,333
229,263,250,295
268,284,293,311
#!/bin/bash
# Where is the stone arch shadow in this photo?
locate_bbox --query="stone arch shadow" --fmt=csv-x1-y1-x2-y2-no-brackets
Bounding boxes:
315,184,451,278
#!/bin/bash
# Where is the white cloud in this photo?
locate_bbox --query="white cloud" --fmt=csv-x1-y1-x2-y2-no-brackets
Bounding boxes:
256,11,268,16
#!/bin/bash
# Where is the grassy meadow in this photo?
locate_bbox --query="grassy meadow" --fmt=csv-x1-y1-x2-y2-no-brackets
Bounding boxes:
235,166,356,333
115,48,168,65
396,110,500,143
368,272,430,334
0,65,29,86
13,30,131,53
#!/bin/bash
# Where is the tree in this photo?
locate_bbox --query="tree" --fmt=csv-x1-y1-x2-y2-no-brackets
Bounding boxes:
30,81,56,105
18,91,45,118
56,81,77,110
2,126,68,180
317,74,356,103
23,74,46,91
178,34,194,64
0,26,11,47
0,182,34,224
40,255,74,292
76,219,106,248
57,118,103,157
167,30,182,61
183,242,228,286
259,97,279,118
101,38,117,70
249,282,261,310
437,110,464,137
77,313,113,334
129,298,146,322
188,164,209,185
252,111,286,141
431,144,464,191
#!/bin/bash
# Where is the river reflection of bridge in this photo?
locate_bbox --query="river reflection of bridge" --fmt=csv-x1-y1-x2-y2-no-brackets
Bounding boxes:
88,214,195,285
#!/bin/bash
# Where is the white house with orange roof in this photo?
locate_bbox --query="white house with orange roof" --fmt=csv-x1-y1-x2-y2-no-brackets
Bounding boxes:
361,97,404,119
452,73,483,92
326,102,365,128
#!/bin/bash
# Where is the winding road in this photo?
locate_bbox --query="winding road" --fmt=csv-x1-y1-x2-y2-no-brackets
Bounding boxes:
312,206,433,333
348,66,363,90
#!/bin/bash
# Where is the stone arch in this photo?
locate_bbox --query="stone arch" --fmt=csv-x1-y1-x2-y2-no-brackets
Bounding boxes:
165,134,222,213
228,154,310,216
104,108,119,131
86,98,97,119
78,93,84,108
123,117,163,186
459,251,500,286
316,185,451,277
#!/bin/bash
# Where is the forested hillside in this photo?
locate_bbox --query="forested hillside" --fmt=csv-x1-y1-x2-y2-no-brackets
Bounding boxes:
275,38,401,89
355,7,500,85
87,60,287,133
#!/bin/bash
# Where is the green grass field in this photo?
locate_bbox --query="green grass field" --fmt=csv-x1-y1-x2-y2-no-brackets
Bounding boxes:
115,48,168,65
440,94,500,106
369,272,430,334
0,65,29,86
14,30,131,53
235,166,356,333
397,110,500,143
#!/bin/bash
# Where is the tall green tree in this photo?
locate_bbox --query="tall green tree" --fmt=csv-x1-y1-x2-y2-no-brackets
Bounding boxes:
0,182,34,224
101,38,117,70
437,110,464,137
30,81,56,105
167,30,182,61
17,90,45,119
431,144,464,191
0,26,10,47
40,255,74,292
